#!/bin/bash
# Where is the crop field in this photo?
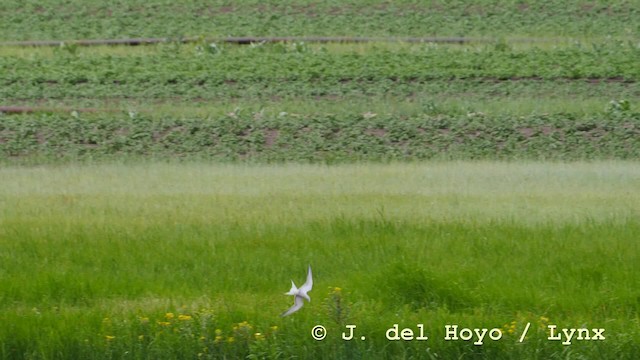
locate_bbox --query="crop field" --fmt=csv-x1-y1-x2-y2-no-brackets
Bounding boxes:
1,0,638,41
2,41,639,163
1,0,640,359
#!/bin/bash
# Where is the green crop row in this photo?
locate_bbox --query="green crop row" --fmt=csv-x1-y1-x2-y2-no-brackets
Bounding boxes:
4,42,640,82
2,42,638,104
2,112,638,163
0,0,638,40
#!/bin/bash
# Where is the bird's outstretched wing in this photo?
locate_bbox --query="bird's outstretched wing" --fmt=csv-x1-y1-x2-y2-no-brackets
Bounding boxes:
300,265,313,294
281,295,304,317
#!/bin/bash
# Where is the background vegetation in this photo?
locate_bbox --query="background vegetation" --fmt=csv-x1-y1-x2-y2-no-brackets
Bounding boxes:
1,41,639,163
1,1,639,359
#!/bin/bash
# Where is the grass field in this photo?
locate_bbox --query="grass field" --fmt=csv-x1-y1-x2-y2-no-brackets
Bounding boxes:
1,162,639,359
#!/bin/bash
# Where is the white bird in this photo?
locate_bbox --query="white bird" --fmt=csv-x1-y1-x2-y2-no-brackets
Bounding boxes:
281,265,313,317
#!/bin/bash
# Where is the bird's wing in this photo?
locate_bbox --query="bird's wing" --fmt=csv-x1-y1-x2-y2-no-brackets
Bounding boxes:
300,265,313,293
280,295,304,317
285,280,298,295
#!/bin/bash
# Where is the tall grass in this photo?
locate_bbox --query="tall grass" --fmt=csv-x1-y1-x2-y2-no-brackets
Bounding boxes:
1,162,639,359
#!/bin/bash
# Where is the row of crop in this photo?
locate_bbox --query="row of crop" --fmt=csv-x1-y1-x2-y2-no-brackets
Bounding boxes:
2,44,638,102
3,43,639,82
2,112,638,163
3,79,638,107
0,0,637,41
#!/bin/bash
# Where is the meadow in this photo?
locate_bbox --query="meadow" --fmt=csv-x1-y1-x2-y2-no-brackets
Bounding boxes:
1,162,639,359
1,0,640,358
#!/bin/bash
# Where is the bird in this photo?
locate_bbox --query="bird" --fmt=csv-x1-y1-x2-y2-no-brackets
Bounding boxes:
281,265,313,317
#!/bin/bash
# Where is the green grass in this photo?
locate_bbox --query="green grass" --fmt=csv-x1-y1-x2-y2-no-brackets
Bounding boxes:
1,162,639,359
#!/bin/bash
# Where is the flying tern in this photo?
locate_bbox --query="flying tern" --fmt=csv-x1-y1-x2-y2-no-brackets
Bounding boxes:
281,265,313,317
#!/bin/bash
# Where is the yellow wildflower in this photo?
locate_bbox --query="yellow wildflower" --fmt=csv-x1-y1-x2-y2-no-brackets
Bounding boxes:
105,335,115,341
254,332,265,341
178,314,193,321
233,321,253,336
227,336,235,343
157,321,171,326
236,321,252,329
165,312,175,320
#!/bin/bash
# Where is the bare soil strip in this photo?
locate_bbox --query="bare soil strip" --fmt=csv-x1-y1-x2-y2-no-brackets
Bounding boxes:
0,106,117,114
0,36,573,47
